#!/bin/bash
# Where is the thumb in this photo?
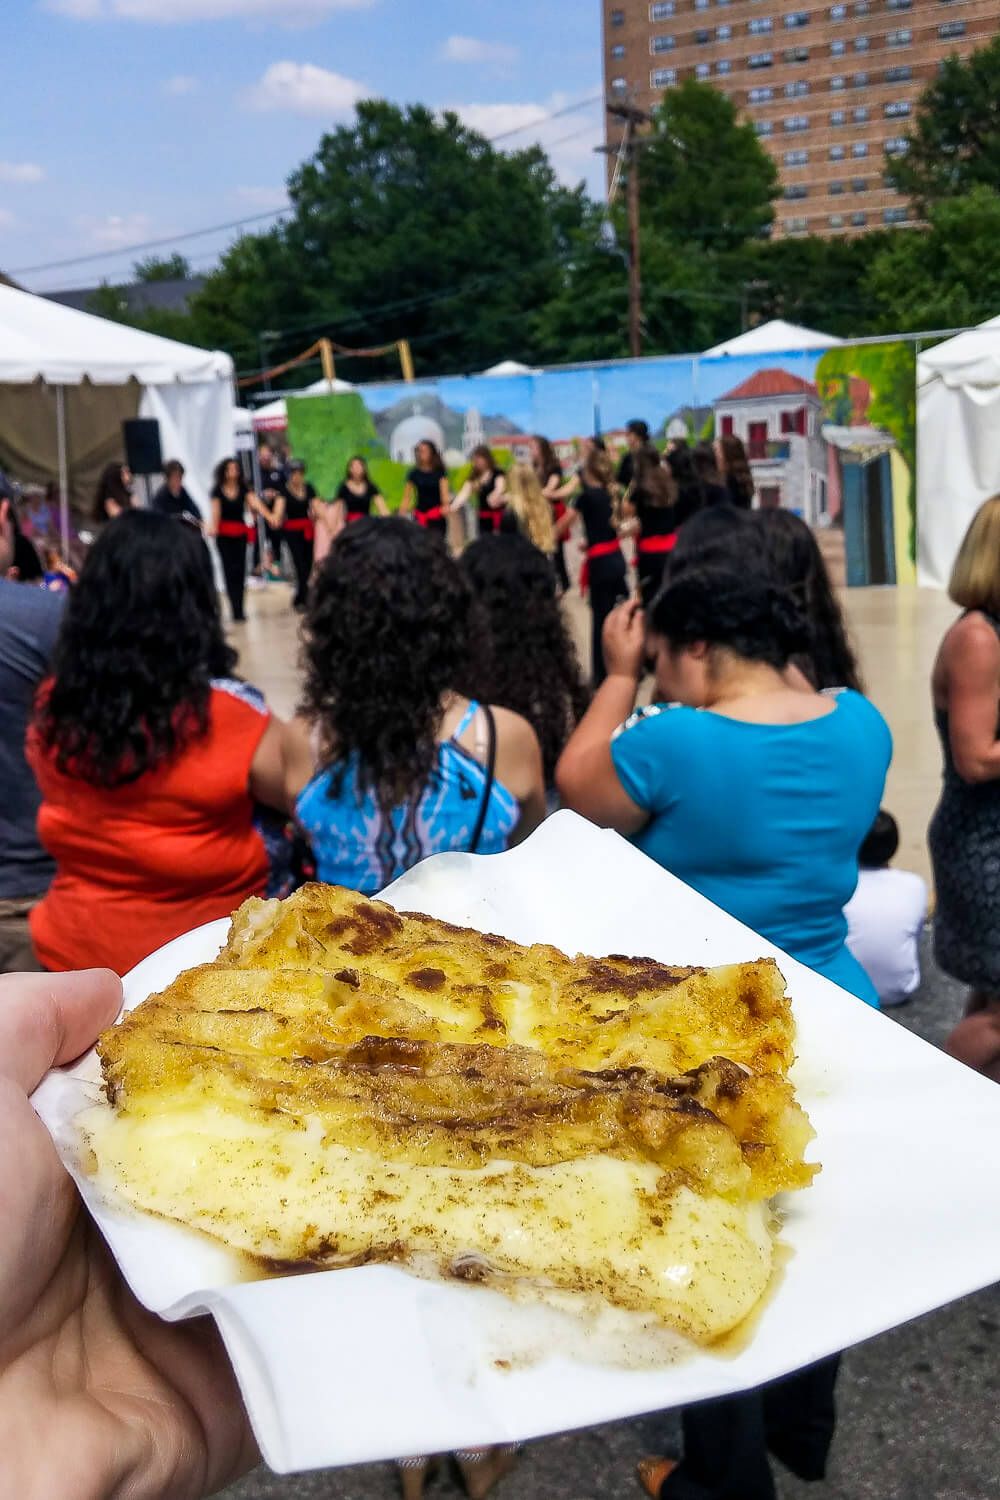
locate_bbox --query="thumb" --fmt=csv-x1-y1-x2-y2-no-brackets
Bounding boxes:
0,970,123,1094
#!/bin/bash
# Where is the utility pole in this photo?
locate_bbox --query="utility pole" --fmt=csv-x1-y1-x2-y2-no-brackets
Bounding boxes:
603,100,652,359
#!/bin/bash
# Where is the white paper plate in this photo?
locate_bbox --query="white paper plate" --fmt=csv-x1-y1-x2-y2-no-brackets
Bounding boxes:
32,812,1000,1474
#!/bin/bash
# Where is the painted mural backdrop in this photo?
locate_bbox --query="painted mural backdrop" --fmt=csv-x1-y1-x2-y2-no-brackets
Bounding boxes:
283,341,917,587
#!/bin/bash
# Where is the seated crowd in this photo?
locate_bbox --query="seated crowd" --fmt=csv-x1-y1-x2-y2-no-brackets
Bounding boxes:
10,427,1000,1500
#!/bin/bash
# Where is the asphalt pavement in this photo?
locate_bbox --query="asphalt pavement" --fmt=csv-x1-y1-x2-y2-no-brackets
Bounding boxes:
220,933,999,1500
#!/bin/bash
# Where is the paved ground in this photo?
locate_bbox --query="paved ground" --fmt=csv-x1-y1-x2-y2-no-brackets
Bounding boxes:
219,936,998,1500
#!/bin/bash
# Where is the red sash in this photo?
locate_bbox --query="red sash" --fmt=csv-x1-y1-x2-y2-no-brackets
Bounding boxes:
638,533,677,555
346,510,366,524
580,538,622,596
480,507,505,534
416,506,445,527
217,520,252,541
284,517,315,542
552,500,567,523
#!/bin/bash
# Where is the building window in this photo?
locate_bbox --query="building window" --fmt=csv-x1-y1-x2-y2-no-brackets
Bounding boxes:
611,43,626,58
755,119,774,135
854,35,870,50
830,144,846,159
610,8,624,25
939,19,966,37
884,135,909,155
830,214,845,228
885,64,913,81
830,1,847,14
831,38,847,54
748,16,774,33
651,34,675,51
887,28,912,44
651,66,677,86
887,0,912,8
785,79,809,97
695,28,712,43
695,0,710,9
851,211,867,226
611,76,628,92
853,105,869,121
784,10,809,26
784,46,810,63
784,148,809,165
784,114,809,132
830,180,845,193
852,141,869,157
781,408,807,436
854,0,870,11
748,51,774,67
885,99,912,116
650,0,675,17
717,23,732,39
717,58,733,73
884,206,909,224
749,85,774,102
830,75,846,90
784,184,809,200
785,217,808,234
831,108,846,124
696,61,711,77
853,72,870,87
852,176,869,191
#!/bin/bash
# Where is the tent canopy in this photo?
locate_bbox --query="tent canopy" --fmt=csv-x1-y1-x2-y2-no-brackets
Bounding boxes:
703,319,842,359
480,360,538,376
917,314,1000,389
0,283,232,385
251,376,356,430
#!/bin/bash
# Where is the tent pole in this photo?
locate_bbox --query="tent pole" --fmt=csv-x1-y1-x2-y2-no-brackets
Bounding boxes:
55,385,70,562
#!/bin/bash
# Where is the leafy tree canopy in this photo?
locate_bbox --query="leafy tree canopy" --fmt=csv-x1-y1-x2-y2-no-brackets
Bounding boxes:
133,253,193,283
889,36,1000,209
864,187,1000,332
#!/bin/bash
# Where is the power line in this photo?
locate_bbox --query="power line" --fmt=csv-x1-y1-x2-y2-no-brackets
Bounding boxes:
13,94,606,282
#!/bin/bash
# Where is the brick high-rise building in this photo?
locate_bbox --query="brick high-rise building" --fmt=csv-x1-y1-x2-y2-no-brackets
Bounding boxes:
602,0,1000,238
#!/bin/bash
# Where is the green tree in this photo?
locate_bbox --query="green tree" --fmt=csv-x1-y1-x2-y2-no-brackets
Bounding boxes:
888,36,1000,209
724,233,892,340
133,253,193,283
865,187,1000,331
638,80,779,251
189,100,589,379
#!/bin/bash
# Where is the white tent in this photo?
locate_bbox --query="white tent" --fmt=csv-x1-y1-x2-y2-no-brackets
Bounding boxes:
251,376,356,433
703,319,843,359
917,315,1000,588
0,283,234,548
480,359,538,377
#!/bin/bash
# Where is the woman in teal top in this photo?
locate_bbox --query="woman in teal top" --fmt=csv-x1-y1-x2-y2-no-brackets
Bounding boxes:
556,561,891,1005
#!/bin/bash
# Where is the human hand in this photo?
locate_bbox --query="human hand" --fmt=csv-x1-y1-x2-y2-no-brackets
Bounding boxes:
602,599,647,680
0,970,257,1499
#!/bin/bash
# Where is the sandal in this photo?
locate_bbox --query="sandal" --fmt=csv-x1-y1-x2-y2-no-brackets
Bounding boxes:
455,1445,520,1500
637,1455,679,1498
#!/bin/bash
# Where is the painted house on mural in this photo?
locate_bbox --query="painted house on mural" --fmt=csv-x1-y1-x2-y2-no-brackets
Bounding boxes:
713,369,829,525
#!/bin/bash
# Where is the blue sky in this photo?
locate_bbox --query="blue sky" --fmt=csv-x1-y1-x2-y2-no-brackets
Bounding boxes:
4,0,604,293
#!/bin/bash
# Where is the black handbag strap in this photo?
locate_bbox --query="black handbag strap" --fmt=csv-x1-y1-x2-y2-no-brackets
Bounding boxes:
468,704,497,854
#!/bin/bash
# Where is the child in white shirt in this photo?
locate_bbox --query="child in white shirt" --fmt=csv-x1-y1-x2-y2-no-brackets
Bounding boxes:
846,810,928,1007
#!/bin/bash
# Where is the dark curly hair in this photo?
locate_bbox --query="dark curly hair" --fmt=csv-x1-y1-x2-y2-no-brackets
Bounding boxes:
650,562,811,671
35,510,236,787
754,509,863,691
459,535,590,785
301,517,475,809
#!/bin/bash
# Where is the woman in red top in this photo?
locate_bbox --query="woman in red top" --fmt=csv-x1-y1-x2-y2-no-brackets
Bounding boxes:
28,512,289,975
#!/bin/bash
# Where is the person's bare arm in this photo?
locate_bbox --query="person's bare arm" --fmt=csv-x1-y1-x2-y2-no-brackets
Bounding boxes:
555,602,650,834
207,497,220,538
284,714,318,805
945,614,1000,782
548,474,580,503
491,707,547,844
555,506,578,541
489,474,507,508
248,717,292,812
439,475,453,510
373,491,390,517
400,482,416,516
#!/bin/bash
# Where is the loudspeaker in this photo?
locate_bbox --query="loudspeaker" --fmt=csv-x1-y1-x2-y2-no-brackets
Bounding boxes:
122,418,163,476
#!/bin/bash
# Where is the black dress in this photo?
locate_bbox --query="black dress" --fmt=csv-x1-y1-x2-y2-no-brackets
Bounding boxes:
336,480,380,520
544,460,570,591
575,483,627,686
151,483,200,523
930,614,1000,990
407,468,447,535
475,469,506,536
282,482,316,608
259,458,287,565
634,496,677,607
212,485,248,622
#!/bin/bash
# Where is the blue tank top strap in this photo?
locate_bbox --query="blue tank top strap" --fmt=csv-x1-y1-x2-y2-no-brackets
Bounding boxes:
450,700,480,743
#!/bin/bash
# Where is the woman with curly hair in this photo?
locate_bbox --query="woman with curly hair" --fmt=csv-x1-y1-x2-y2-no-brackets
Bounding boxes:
286,518,545,892
754,508,863,691
460,534,589,790
27,512,290,974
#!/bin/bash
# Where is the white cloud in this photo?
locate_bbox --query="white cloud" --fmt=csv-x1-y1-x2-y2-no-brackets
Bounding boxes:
0,161,45,184
249,61,368,118
45,0,373,20
455,102,551,140
79,212,154,250
452,94,605,188
234,185,290,211
162,74,198,95
442,36,518,66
